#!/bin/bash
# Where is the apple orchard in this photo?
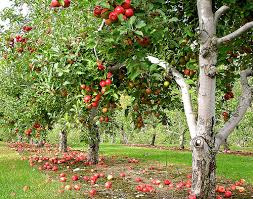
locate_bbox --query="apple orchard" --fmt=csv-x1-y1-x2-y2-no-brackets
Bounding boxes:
0,0,253,199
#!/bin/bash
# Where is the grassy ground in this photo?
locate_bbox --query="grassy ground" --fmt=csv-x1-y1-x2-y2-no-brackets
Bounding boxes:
1,142,252,199
0,142,66,199
75,144,253,184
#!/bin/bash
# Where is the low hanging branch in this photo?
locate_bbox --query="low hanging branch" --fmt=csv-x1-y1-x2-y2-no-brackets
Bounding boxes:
215,69,253,150
214,5,229,27
217,21,253,45
146,56,197,138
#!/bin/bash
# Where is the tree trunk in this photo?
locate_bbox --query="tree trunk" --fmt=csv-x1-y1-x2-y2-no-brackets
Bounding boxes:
120,126,128,144
150,133,156,146
112,133,116,143
87,124,100,164
59,130,67,152
191,137,217,198
87,107,100,164
223,139,230,151
179,130,185,149
192,0,217,198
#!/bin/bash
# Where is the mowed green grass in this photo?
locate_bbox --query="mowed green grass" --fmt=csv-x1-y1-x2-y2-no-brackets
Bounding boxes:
0,142,68,199
76,144,253,184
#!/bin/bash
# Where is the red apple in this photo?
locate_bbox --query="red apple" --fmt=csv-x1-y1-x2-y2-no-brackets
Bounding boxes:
59,177,66,182
125,8,134,17
89,189,97,197
52,166,58,171
105,181,112,189
83,176,89,181
73,184,81,191
94,6,102,17
222,111,229,117
59,173,66,177
72,175,79,181
105,79,112,86
135,177,142,182
164,179,171,185
107,72,113,78
99,116,104,123
85,86,92,92
114,6,125,15
122,2,131,9
120,173,126,177
100,80,106,87
63,0,70,8
224,190,232,198
83,95,92,103
50,0,61,7
92,101,99,107
80,84,86,90
104,116,109,122
98,64,105,70
95,94,101,101
109,12,118,22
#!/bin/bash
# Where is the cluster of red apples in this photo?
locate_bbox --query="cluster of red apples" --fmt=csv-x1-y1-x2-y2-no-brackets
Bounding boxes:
50,0,71,8
81,61,114,123
93,0,134,25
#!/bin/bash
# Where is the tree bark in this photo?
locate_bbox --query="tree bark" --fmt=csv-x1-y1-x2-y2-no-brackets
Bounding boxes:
150,133,156,146
87,124,100,164
191,137,216,198
147,2,253,197
223,139,230,151
87,107,100,164
191,1,217,198
179,130,185,149
59,130,67,152
120,126,128,144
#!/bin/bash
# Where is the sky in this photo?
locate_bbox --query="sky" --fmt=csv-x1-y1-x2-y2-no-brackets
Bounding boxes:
0,0,29,30
0,0,12,11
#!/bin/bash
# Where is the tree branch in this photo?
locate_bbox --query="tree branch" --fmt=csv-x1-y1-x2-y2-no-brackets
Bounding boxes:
215,69,253,150
146,56,197,138
217,21,253,45
93,20,105,60
97,19,105,32
108,64,124,72
214,5,229,27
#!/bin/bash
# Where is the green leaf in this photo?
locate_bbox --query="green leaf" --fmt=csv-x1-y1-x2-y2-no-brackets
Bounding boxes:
63,81,71,86
76,71,85,75
169,17,179,23
113,93,119,100
135,20,146,29
128,16,136,26
134,30,143,37
118,14,124,22
100,2,111,9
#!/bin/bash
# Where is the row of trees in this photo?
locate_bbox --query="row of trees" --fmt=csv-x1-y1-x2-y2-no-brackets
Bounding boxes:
0,0,252,198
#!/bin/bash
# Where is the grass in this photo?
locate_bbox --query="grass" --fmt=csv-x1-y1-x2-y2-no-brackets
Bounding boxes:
75,143,253,184
0,142,66,199
0,141,252,199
